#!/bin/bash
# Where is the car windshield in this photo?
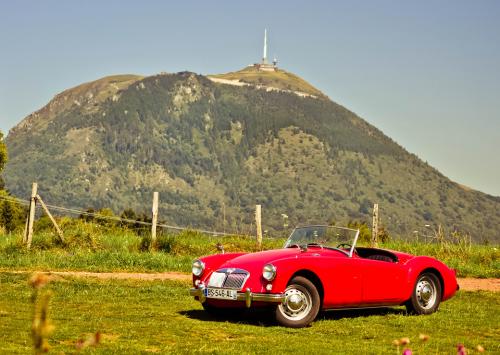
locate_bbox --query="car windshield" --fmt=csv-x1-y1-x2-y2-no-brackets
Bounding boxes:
284,225,360,256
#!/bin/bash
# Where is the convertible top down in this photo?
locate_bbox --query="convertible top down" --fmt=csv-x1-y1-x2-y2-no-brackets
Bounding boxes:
190,225,458,327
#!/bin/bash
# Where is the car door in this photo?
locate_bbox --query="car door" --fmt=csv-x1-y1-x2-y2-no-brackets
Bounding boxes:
321,255,364,307
359,258,406,304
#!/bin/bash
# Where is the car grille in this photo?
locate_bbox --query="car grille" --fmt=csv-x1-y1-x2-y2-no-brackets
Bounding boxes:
208,269,249,290
223,273,247,289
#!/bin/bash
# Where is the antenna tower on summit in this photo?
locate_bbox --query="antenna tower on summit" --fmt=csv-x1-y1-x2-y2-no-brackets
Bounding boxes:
262,29,268,64
252,29,277,72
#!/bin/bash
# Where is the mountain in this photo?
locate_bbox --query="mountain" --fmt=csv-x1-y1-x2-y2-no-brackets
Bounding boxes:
3,69,499,242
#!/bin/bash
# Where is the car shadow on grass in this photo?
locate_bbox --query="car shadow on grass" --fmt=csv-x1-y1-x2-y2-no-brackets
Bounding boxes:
179,308,277,327
319,307,406,321
179,307,406,327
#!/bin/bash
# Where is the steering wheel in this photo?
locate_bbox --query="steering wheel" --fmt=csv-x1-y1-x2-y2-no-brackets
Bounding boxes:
336,243,352,250
306,242,324,249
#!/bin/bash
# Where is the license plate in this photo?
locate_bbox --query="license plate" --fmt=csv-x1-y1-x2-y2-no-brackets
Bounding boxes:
204,288,237,300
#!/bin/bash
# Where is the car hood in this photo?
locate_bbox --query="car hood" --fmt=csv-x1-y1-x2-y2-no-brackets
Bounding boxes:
220,248,299,272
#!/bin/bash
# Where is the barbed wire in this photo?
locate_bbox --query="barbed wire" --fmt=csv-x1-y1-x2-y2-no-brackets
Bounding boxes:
0,194,469,242
0,194,30,206
0,194,243,237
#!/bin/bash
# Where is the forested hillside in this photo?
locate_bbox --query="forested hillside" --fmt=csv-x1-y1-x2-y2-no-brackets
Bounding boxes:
4,71,499,242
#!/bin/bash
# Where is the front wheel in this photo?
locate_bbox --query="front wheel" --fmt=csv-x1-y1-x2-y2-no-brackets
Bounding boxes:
406,272,442,315
275,276,320,328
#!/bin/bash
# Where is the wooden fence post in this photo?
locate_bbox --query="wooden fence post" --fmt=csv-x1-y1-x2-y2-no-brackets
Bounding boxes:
255,204,262,250
151,192,159,249
22,212,29,244
371,203,379,247
36,195,64,244
222,202,226,235
25,182,38,249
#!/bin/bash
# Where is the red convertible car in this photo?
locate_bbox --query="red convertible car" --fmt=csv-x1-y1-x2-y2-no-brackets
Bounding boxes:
189,225,458,327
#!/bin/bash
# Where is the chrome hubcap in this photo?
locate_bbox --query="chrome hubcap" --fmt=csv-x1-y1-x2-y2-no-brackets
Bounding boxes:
421,285,432,302
416,277,436,309
287,293,304,311
279,285,312,321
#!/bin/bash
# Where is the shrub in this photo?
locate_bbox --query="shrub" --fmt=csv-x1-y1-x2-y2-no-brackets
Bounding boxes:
139,234,152,251
347,220,390,244
0,191,27,232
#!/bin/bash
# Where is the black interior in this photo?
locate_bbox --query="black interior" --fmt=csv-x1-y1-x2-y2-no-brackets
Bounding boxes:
355,247,398,263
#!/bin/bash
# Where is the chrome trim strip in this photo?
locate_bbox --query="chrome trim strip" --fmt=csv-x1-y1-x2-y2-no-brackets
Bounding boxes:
189,287,285,306
241,293,285,302
244,288,252,308
190,285,207,303
218,268,248,274
293,224,359,233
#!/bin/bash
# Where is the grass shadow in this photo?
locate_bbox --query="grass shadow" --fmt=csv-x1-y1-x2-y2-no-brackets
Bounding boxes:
320,307,406,321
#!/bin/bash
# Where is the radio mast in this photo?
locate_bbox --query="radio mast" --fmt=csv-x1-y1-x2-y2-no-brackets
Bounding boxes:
262,29,268,64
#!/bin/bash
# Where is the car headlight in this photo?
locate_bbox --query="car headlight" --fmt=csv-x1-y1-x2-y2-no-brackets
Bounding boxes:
262,264,277,281
192,259,205,277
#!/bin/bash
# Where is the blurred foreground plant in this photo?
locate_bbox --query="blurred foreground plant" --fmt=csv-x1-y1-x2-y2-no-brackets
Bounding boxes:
29,273,54,354
29,273,101,353
76,332,101,352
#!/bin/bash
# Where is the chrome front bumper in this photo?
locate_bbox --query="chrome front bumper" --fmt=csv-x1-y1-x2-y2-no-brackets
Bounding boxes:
190,286,285,308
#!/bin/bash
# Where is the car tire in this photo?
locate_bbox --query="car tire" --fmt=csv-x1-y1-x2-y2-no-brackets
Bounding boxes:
406,272,442,315
275,276,320,328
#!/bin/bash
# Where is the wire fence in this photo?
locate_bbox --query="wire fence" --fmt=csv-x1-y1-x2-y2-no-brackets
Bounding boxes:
0,194,245,237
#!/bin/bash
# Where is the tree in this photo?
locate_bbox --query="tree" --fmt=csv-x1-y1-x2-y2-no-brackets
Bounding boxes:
0,130,7,189
0,190,26,232
0,132,26,232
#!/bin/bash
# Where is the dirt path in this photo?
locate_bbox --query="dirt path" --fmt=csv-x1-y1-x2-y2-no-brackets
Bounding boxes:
5,271,499,292
7,270,191,281
457,278,500,292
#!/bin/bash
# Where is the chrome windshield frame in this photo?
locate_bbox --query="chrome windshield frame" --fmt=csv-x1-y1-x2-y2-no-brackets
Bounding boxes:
349,229,360,257
285,225,360,257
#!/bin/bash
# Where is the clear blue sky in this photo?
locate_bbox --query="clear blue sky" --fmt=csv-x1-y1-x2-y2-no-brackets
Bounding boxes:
1,0,499,195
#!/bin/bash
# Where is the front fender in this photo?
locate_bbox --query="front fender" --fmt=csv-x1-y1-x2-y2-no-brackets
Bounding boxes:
266,256,328,292
195,253,246,284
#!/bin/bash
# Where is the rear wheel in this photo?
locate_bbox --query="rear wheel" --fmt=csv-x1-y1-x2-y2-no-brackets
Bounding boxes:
275,276,320,328
406,272,442,315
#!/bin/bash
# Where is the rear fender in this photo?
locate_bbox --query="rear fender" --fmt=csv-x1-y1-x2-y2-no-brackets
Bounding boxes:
405,256,458,301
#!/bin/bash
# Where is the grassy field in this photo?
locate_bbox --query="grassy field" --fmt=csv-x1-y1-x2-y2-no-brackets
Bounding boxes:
0,223,498,277
0,272,498,354
0,229,283,274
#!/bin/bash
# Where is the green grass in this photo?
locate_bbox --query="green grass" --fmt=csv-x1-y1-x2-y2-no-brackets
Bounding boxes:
0,223,498,277
0,226,283,273
0,273,498,354
382,240,500,278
